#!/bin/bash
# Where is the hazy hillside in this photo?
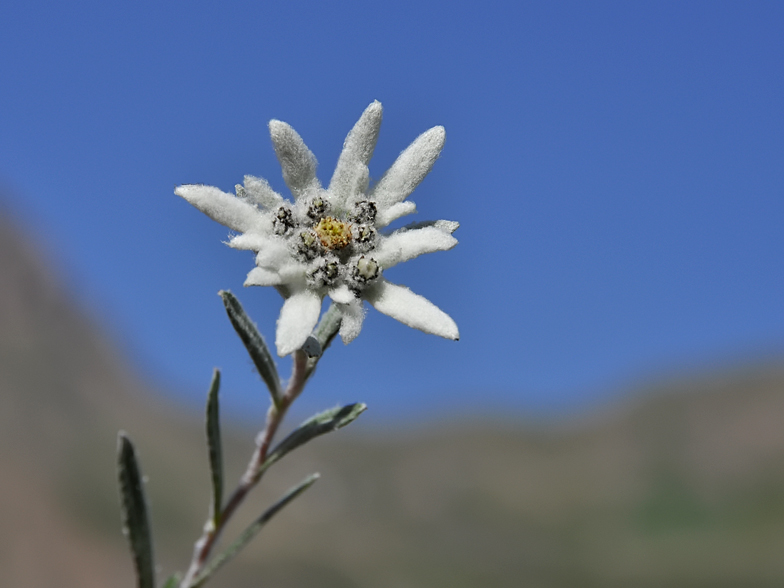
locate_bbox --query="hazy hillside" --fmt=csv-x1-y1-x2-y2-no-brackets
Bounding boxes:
2,209,784,588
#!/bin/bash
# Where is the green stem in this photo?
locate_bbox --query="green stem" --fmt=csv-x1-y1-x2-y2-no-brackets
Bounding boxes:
180,350,309,588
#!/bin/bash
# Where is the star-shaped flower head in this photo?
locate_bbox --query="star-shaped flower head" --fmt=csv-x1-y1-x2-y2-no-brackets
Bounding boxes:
176,101,459,356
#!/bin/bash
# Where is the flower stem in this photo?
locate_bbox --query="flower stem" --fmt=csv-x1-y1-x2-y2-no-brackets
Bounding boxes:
180,349,310,588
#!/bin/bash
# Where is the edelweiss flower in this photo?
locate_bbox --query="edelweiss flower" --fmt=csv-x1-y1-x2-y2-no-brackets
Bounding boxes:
176,101,459,356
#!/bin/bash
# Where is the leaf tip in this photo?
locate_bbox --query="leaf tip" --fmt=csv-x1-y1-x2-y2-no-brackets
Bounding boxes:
117,430,132,453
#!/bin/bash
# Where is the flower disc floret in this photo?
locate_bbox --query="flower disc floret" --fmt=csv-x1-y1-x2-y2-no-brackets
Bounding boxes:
355,256,379,281
314,217,353,250
176,100,460,356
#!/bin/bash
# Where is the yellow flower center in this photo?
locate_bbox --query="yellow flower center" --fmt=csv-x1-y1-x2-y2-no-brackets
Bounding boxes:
314,217,353,250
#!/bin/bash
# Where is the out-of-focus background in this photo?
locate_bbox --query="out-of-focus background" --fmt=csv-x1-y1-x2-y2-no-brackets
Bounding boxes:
1,2,783,587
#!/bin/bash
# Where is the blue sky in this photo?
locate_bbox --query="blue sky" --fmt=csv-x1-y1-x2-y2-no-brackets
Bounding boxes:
1,1,782,422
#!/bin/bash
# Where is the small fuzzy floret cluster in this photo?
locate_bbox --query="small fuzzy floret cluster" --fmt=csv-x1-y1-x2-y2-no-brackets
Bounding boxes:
176,101,459,356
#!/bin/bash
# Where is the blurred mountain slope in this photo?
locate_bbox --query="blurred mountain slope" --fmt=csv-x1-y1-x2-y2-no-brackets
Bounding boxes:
2,209,784,588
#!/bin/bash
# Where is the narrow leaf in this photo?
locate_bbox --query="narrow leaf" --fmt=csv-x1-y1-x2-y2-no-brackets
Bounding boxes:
206,368,223,523
161,574,181,588
304,303,343,380
219,290,281,404
117,432,156,588
192,473,320,587
313,302,342,352
300,335,322,358
263,403,366,471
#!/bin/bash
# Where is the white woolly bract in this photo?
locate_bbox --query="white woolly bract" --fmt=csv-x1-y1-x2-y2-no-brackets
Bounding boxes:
276,289,322,356
365,279,459,341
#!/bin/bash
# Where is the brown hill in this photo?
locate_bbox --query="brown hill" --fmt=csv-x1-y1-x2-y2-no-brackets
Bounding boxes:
2,209,784,588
